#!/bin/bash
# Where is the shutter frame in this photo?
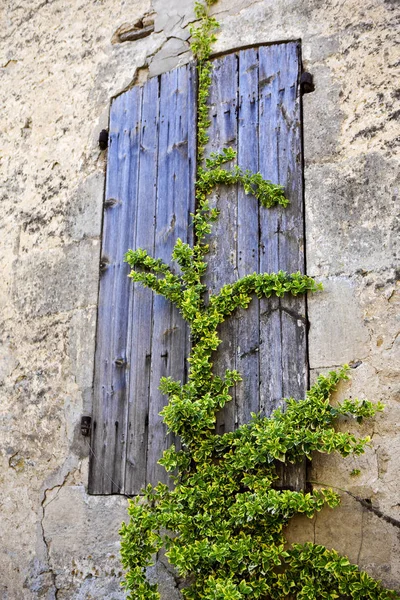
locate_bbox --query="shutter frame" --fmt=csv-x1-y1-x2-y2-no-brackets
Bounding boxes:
89,42,306,495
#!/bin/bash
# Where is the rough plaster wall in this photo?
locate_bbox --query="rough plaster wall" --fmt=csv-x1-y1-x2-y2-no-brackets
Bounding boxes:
0,0,398,597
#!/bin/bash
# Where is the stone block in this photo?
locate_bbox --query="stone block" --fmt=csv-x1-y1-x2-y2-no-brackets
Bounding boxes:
57,577,126,600
147,562,182,600
43,486,128,597
0,344,19,384
358,510,397,586
308,277,370,368
302,34,340,63
285,513,315,547
66,173,104,242
302,64,343,164
12,241,100,317
68,308,97,393
314,493,363,565
305,154,399,276
153,0,196,29
92,30,162,107
148,38,191,77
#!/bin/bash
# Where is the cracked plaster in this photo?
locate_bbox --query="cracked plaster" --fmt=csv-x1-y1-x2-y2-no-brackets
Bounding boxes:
0,0,399,597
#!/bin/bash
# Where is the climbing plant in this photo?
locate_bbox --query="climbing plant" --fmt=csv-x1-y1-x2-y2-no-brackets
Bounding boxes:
119,1,398,598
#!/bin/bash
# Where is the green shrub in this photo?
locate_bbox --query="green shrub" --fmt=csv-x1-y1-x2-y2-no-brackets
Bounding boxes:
119,2,398,598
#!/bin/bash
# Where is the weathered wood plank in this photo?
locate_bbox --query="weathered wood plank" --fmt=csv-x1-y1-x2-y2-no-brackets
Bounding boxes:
124,76,160,494
275,43,307,401
91,65,195,495
236,48,260,426
89,86,143,494
273,43,307,490
259,42,306,489
258,44,285,416
203,53,239,434
146,64,196,488
204,44,305,488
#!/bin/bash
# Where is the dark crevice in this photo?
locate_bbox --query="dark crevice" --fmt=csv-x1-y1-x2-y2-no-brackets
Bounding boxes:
347,492,400,530
119,25,155,43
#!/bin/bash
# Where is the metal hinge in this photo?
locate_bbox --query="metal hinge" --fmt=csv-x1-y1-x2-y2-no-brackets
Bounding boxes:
81,416,92,437
98,129,109,150
300,72,315,94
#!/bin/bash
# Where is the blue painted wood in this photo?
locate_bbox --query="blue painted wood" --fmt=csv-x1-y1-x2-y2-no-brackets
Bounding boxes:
90,65,195,494
89,85,143,494
203,53,239,434
203,45,306,490
236,48,260,426
146,64,196,488
258,42,306,489
90,44,305,494
124,76,160,494
258,42,306,416
272,43,306,490
258,44,285,416
274,43,306,402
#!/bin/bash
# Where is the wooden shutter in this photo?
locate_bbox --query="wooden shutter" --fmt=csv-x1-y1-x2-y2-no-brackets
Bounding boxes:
204,43,306,489
89,65,196,495
89,42,305,495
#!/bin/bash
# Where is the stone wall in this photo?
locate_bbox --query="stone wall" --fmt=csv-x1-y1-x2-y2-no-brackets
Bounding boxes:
0,0,398,597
